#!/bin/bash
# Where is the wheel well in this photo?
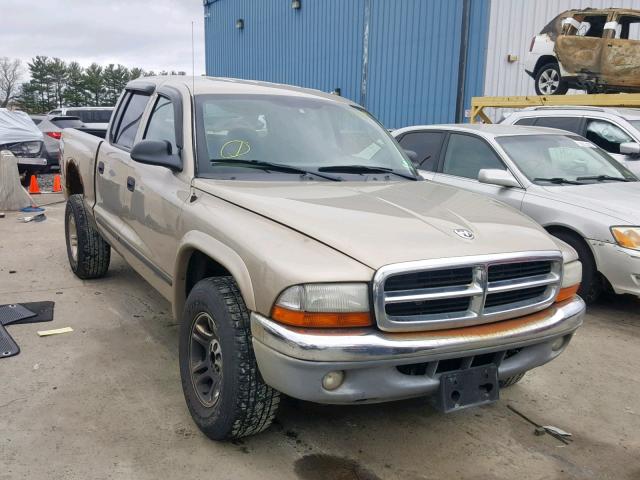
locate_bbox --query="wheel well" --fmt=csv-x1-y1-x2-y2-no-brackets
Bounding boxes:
185,250,232,297
534,56,558,76
65,162,84,195
544,225,596,266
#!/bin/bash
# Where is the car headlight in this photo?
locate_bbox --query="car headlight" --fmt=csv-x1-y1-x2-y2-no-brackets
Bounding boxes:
556,260,582,303
272,283,372,328
611,226,640,251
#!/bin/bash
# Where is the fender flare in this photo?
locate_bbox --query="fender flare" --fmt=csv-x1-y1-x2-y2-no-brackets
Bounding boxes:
173,230,256,320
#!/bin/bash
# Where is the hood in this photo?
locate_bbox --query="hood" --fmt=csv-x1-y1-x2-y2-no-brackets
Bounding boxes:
538,182,640,223
194,179,560,270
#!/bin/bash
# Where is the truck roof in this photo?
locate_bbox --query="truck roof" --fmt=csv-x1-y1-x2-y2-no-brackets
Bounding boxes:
126,76,356,106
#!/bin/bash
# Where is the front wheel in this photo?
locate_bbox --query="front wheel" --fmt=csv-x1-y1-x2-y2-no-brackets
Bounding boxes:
179,277,280,440
535,63,569,95
551,231,601,304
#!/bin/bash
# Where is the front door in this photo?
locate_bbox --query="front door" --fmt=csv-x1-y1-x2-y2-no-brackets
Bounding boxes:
600,14,640,88
432,133,525,210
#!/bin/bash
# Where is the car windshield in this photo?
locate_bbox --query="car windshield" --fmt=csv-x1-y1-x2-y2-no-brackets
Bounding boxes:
496,134,637,185
194,94,417,181
629,120,640,131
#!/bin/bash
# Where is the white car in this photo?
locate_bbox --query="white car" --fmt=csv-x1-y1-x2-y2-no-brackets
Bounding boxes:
393,124,640,303
526,8,640,95
501,106,640,176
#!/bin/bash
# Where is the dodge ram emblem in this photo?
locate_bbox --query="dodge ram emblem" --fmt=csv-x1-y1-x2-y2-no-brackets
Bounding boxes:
454,228,474,240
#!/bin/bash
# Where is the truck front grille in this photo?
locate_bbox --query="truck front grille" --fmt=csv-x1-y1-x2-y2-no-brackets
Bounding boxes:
373,252,563,332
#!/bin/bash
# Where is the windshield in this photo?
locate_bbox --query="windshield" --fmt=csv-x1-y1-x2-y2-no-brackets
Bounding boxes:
629,120,640,131
496,134,637,184
194,94,417,181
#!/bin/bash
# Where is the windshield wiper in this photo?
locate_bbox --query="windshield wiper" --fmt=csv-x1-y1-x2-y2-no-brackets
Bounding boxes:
533,177,584,185
210,159,341,182
576,175,630,182
318,165,418,180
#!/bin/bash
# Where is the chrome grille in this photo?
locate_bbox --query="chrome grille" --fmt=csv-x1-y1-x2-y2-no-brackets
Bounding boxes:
373,252,563,332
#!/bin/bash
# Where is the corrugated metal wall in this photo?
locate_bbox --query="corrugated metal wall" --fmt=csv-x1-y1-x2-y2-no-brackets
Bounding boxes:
484,0,640,98
204,0,491,128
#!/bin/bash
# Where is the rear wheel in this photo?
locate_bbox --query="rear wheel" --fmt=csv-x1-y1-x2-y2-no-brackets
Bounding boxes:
551,230,601,304
179,277,280,440
535,63,569,95
65,194,110,279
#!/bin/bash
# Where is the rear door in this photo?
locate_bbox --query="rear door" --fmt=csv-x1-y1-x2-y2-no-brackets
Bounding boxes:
555,12,610,76
395,130,446,180
432,132,525,210
601,13,640,88
94,88,152,255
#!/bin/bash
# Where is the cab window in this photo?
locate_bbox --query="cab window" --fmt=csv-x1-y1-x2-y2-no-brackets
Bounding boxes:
442,134,505,179
113,93,150,149
144,96,177,154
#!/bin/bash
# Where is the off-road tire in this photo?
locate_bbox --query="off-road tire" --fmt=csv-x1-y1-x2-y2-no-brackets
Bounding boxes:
535,63,569,95
500,372,526,388
65,194,110,279
179,277,280,441
551,230,601,304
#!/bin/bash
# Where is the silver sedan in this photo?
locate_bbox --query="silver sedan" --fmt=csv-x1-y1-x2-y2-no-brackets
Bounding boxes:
393,124,640,303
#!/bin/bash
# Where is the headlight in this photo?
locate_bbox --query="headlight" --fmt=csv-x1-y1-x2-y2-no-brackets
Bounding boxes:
272,283,372,328
556,260,582,303
611,226,640,251
23,141,42,154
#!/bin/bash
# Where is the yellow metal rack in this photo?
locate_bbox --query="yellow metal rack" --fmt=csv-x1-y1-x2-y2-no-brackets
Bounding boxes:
469,93,640,124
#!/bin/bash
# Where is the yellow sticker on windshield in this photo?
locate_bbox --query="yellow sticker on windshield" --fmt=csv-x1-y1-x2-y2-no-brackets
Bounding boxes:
221,140,251,158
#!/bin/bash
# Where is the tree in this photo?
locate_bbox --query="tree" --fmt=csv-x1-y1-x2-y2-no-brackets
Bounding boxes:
63,62,86,107
28,56,54,112
129,67,145,80
48,58,68,108
0,57,23,107
103,64,130,106
83,63,104,106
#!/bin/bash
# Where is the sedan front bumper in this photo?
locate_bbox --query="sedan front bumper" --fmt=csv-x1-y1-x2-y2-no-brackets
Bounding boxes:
590,240,640,297
251,296,585,404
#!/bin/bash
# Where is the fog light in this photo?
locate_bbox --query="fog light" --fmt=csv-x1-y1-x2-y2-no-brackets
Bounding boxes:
551,336,565,352
322,370,345,391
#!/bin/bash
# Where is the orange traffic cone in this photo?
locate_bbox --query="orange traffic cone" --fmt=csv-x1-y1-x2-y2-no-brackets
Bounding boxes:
52,174,62,193
28,175,41,194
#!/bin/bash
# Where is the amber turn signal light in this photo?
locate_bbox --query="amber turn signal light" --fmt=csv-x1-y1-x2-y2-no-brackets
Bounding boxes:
555,284,579,303
271,305,372,328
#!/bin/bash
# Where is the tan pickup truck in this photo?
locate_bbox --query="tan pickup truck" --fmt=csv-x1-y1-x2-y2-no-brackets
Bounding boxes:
60,76,585,440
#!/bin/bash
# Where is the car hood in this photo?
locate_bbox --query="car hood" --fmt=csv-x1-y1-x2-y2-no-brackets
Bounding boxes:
538,182,640,223
194,179,559,270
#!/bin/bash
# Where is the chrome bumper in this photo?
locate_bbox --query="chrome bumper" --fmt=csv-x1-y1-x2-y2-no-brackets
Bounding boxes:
17,157,47,166
250,297,585,404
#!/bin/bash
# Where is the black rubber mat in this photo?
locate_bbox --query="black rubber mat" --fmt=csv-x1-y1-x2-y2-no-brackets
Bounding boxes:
0,304,36,325
0,325,19,358
0,302,54,326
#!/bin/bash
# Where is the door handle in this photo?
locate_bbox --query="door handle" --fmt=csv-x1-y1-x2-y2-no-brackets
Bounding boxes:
126,176,135,192
97,161,104,174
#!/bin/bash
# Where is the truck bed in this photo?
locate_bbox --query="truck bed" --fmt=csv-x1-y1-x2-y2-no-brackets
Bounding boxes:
61,128,104,206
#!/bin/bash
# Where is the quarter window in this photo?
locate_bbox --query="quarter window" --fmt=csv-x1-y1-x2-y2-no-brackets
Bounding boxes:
144,96,177,154
442,134,505,180
113,93,150,149
397,131,445,171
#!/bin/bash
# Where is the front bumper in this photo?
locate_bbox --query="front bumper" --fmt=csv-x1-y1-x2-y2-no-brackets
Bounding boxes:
16,156,47,166
590,240,640,297
251,297,585,404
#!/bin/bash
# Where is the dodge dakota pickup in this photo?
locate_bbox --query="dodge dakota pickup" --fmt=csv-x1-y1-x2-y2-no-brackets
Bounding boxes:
60,77,585,441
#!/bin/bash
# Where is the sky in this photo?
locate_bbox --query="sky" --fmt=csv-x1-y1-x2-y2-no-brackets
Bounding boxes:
1,0,206,77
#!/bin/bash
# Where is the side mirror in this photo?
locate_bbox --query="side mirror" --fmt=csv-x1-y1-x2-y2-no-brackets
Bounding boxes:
620,142,640,157
403,149,418,165
478,169,520,188
130,140,182,171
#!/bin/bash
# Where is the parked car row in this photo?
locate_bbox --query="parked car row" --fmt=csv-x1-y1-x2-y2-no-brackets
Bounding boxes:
394,122,640,304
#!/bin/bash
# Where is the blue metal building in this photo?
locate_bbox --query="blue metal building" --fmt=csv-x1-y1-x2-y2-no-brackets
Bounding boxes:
203,0,491,128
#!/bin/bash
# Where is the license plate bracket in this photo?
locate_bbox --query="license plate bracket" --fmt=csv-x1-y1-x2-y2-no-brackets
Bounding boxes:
435,365,499,413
